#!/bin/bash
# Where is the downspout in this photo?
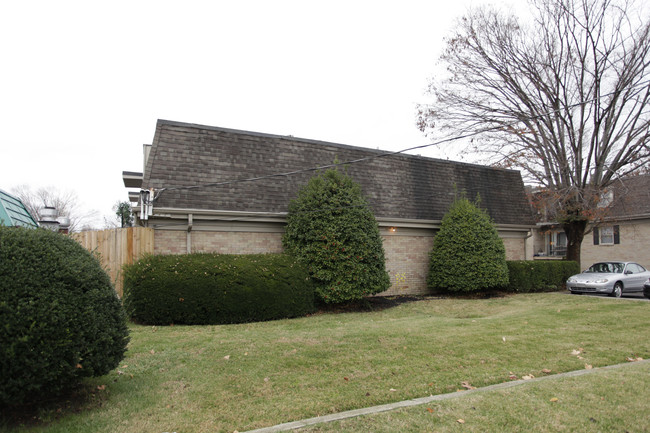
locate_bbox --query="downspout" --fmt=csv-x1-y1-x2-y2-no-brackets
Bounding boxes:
524,229,533,260
187,213,193,254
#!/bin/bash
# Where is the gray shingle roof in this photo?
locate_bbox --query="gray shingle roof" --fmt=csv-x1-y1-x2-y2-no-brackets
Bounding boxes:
142,120,535,226
608,174,650,219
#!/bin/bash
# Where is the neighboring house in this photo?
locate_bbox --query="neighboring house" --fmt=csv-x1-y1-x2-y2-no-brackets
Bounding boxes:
123,120,536,295
532,174,650,270
0,189,38,228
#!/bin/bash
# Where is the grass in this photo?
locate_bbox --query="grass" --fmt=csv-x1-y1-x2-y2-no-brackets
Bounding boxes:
302,361,650,432
2,293,649,433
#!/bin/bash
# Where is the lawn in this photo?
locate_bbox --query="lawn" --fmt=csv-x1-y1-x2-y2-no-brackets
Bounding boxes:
302,361,650,432
2,293,649,433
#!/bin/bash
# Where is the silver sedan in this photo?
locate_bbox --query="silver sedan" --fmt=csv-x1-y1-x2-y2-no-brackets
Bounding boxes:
566,261,650,297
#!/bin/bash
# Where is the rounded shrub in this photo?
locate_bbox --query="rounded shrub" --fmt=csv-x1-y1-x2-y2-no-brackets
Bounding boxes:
0,227,130,407
122,253,315,325
428,196,509,292
283,168,390,304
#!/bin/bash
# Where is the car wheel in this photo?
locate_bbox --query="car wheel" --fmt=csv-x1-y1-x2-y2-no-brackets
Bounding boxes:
611,283,623,298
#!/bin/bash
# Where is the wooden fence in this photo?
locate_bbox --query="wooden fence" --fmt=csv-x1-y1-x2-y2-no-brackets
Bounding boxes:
72,227,154,297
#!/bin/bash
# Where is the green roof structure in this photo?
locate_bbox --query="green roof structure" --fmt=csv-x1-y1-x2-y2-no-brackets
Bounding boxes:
0,189,38,228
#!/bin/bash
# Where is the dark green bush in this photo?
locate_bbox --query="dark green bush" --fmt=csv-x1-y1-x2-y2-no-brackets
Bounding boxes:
0,227,130,407
283,168,390,303
505,260,580,292
122,253,315,325
428,196,509,292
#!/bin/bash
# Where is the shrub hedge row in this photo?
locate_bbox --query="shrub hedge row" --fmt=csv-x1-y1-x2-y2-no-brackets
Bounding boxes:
504,260,580,293
123,253,315,325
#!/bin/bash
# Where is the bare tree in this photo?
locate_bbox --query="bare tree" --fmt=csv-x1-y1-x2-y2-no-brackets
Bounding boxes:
12,185,98,233
418,0,650,263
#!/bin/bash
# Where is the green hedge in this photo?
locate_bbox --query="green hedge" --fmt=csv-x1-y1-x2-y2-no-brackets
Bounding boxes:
123,253,315,325
504,260,580,293
0,227,129,406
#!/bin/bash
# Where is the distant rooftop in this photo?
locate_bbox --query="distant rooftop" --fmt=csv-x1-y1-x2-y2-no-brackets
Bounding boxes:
0,189,38,228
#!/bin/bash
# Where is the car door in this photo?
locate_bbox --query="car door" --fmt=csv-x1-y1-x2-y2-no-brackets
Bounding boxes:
624,263,647,291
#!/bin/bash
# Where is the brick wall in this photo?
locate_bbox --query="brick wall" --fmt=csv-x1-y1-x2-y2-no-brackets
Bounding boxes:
192,231,283,254
154,229,283,255
380,233,435,296
154,230,186,255
503,237,527,260
580,220,650,270
154,226,529,296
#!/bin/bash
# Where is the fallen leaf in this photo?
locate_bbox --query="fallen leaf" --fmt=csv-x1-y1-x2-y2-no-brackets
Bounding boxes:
626,357,644,362
550,397,559,402
76,363,83,369
264,377,270,382
427,407,434,413
121,365,128,368
522,374,535,380
223,355,230,360
577,355,585,360
509,374,518,380
585,364,593,370
502,337,506,342
457,419,465,424
542,369,552,374
150,349,155,355
117,370,124,375
389,388,397,392
365,392,370,396
461,381,476,390
97,385,106,391
344,377,349,381
428,382,434,387
571,349,581,356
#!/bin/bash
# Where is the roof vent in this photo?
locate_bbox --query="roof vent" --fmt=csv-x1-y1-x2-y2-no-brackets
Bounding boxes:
38,207,60,231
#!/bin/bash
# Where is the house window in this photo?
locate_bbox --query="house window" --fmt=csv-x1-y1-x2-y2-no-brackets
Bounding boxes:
593,225,620,245
600,227,614,244
545,231,567,256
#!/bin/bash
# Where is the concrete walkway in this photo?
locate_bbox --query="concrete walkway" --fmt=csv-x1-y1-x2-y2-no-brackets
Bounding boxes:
241,359,650,433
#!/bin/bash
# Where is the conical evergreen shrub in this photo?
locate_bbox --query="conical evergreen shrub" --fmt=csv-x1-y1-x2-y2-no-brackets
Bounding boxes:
283,168,390,303
428,196,509,292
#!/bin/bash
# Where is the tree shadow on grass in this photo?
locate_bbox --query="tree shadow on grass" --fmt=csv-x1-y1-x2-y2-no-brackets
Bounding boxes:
0,383,108,431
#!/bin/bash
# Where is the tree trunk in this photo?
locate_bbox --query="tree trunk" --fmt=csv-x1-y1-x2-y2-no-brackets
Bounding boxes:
562,219,587,266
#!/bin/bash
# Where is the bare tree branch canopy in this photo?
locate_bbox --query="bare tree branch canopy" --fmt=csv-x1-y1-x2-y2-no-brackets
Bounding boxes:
12,185,97,233
417,0,650,262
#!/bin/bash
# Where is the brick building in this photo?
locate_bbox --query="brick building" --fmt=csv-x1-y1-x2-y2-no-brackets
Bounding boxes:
123,120,536,295
532,174,650,271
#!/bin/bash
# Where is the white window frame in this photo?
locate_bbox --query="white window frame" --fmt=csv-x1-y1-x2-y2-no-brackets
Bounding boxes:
599,226,615,245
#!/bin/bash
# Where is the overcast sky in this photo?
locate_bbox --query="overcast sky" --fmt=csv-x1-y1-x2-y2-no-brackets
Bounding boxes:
0,0,526,228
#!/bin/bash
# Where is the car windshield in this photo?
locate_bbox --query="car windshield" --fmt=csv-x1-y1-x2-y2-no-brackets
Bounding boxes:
586,262,624,273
